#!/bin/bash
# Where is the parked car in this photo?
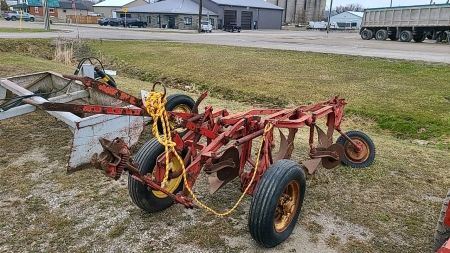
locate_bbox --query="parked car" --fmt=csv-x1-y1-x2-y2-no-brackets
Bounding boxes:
201,21,212,33
98,17,110,26
109,18,123,27
122,18,147,28
2,11,35,22
223,23,241,33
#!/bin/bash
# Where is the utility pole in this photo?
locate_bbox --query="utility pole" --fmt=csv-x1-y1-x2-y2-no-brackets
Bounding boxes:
198,0,202,33
390,0,393,7
326,0,333,34
43,0,50,30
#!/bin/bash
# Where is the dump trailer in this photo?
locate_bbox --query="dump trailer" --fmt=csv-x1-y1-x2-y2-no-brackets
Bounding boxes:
360,3,450,43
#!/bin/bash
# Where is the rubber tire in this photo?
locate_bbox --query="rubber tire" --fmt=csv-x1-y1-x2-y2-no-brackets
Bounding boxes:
413,34,426,42
157,94,195,136
399,30,413,42
128,137,185,213
435,189,450,251
375,29,388,40
11,16,16,21
336,131,376,168
360,29,373,40
143,23,147,28
248,159,306,248
29,17,34,22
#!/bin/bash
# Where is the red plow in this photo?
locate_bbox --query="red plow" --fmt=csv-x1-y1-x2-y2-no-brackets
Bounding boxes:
26,74,376,248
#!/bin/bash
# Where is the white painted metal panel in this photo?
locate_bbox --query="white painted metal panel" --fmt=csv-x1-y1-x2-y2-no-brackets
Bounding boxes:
0,72,147,172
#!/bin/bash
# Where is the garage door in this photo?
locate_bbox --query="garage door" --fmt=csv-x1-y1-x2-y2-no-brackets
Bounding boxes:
241,11,252,30
224,10,236,24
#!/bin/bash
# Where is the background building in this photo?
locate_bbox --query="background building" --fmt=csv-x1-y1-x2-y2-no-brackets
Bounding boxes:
266,0,326,24
93,0,148,18
193,0,283,30
121,0,284,30
58,1,91,19
329,11,363,29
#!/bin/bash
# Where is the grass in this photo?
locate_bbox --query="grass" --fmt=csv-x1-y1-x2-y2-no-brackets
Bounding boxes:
84,40,450,145
0,40,450,253
0,27,58,32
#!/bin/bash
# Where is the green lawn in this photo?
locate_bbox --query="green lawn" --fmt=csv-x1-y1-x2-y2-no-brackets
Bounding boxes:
86,40,450,144
0,27,58,32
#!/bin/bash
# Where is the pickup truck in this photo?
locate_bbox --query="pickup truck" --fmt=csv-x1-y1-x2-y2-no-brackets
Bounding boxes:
201,21,212,33
2,11,35,22
223,23,241,33
123,18,147,28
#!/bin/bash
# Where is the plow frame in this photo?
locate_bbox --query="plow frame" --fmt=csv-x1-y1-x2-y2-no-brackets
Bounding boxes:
15,74,368,208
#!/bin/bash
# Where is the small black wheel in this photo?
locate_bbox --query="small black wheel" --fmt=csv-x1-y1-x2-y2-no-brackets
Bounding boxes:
375,29,388,40
248,159,306,248
360,29,373,40
128,137,185,213
143,23,147,28
399,30,413,42
157,94,195,136
11,16,17,21
336,131,376,168
29,17,34,22
435,189,450,251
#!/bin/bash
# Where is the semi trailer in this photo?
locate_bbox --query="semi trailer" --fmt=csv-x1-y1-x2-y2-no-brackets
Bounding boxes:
359,3,450,43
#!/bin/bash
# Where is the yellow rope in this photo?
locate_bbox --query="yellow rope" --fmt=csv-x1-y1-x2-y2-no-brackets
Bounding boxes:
145,91,172,188
145,91,273,216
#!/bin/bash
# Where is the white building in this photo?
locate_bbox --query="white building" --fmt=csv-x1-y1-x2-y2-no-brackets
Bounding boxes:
329,11,363,29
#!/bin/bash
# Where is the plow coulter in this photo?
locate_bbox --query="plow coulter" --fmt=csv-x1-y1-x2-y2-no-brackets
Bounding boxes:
8,74,376,248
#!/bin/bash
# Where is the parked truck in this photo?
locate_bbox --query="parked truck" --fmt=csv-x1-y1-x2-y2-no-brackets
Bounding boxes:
360,3,450,43
2,11,35,22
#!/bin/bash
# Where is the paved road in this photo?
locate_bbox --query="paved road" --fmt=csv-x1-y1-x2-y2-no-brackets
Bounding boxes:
1,19,450,63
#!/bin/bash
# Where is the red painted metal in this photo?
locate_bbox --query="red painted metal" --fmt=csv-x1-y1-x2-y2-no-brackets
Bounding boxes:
39,103,147,116
62,74,146,109
438,239,450,253
444,200,450,228
34,75,352,208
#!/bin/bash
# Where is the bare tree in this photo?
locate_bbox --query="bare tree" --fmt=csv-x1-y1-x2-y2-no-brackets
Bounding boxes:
294,8,307,24
316,11,325,22
0,0,7,11
334,3,364,14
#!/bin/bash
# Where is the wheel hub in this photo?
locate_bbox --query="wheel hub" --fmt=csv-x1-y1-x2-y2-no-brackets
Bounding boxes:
274,181,300,233
152,156,183,198
344,138,370,163
170,104,191,132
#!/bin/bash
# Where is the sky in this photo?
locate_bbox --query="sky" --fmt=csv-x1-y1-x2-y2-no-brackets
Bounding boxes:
325,0,450,9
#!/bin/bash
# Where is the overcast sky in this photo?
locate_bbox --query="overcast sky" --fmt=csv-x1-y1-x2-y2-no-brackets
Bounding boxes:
325,0,450,9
